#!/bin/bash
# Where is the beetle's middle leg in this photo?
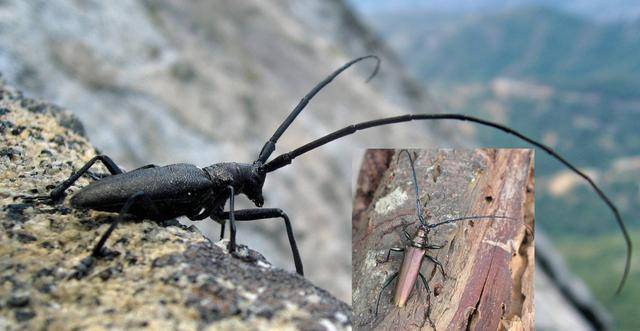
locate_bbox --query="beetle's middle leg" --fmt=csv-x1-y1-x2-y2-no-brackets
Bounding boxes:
71,191,160,279
221,208,303,275
425,254,449,280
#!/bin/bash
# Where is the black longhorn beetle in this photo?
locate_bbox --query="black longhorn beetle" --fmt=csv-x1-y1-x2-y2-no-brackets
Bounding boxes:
26,56,631,292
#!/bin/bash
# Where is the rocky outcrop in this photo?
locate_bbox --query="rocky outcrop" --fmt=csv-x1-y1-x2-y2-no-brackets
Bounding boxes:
0,0,452,302
0,83,350,330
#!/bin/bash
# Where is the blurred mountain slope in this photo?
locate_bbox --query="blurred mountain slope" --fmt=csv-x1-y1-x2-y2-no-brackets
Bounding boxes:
0,0,448,302
352,3,640,328
359,5,640,234
353,0,640,22
371,7,640,98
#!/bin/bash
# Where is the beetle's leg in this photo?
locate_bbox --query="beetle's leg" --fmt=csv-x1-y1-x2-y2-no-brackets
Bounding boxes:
226,186,237,254
425,254,449,280
222,208,303,276
91,191,159,257
131,164,157,171
378,247,404,264
419,272,435,329
85,164,155,181
402,223,413,241
375,271,399,317
427,243,445,250
71,191,159,279
219,221,226,240
27,155,124,203
419,272,431,295
51,155,124,200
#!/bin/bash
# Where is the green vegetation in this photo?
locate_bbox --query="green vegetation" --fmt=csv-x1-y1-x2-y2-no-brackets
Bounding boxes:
369,6,640,237
364,5,640,329
559,230,640,330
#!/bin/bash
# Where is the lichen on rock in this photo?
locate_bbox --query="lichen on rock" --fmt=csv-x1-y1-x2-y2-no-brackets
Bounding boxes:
0,81,351,330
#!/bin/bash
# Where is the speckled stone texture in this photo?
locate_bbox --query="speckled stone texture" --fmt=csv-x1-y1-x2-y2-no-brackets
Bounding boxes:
0,82,351,330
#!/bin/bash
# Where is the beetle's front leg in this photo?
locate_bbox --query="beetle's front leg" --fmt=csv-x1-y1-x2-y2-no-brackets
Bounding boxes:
219,221,226,241
226,186,237,254
221,208,303,275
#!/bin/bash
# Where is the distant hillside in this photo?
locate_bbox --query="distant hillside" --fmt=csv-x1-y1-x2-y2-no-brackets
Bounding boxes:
372,7,640,98
357,6,640,328
352,0,640,22
360,4,640,236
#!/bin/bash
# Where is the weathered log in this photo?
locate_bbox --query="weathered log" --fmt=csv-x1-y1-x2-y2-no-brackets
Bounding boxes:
353,149,535,330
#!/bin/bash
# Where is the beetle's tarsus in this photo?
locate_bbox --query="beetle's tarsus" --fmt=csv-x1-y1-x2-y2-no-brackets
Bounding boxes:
69,256,95,280
19,193,61,205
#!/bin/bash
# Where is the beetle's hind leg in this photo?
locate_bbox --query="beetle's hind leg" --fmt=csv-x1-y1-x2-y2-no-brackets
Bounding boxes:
374,271,399,318
24,155,124,204
70,191,160,279
419,272,436,329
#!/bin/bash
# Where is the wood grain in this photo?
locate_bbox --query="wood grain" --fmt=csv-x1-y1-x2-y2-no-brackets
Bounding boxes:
353,149,535,330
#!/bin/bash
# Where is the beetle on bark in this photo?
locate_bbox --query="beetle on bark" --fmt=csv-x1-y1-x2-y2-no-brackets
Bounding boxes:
370,150,518,327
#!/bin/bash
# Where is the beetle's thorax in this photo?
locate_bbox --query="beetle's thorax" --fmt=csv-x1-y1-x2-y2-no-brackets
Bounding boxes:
410,226,430,248
203,162,266,207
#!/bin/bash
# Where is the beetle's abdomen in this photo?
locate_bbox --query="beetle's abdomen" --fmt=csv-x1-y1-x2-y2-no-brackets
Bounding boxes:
71,163,215,219
393,246,426,307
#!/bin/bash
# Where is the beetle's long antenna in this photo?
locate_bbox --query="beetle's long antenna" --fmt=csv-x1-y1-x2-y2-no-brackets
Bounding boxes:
262,112,632,293
429,215,517,229
399,150,427,227
255,55,380,165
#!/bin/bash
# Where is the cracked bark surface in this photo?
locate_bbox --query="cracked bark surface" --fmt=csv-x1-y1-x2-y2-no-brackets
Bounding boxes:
353,149,534,330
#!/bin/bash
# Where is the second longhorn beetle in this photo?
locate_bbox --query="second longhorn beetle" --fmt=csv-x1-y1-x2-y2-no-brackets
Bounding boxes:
27,56,630,291
372,150,518,327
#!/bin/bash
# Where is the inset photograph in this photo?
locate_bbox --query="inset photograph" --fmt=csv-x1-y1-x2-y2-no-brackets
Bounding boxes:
353,149,534,330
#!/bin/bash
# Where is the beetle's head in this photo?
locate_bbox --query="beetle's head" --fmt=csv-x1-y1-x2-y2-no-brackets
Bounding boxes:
243,163,266,207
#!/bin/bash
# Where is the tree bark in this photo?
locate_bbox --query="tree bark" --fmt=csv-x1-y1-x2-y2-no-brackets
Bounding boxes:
353,149,535,330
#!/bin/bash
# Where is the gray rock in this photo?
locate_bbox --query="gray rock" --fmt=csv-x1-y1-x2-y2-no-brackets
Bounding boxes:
0,82,350,330
0,0,453,302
